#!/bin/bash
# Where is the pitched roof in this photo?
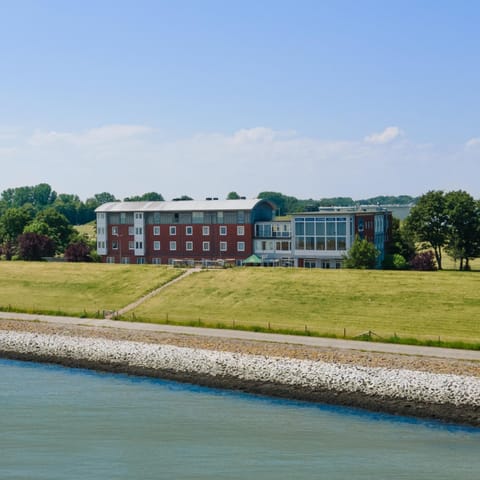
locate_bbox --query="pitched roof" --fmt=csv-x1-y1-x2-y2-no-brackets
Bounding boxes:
95,199,273,213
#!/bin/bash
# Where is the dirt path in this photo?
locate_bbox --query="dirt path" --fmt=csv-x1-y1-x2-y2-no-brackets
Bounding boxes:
108,267,200,318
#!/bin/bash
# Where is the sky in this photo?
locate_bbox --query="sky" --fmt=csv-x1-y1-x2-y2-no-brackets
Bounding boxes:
0,0,479,201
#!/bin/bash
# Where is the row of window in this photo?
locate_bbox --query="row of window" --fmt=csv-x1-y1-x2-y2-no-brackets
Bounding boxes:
106,240,246,252
107,211,248,225
108,225,244,236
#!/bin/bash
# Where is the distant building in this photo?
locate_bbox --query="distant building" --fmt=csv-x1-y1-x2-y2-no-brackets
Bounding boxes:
96,200,392,268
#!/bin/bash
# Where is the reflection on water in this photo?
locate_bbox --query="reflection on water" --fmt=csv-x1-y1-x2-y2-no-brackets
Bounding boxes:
0,359,478,480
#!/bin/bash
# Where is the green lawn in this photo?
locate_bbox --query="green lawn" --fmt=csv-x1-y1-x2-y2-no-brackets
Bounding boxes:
0,262,183,317
131,268,480,344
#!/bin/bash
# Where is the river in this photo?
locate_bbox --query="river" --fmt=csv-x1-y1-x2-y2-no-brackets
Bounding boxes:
0,359,478,479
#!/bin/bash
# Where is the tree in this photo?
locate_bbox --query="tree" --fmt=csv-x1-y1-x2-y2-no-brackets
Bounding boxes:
17,232,56,261
172,195,193,201
0,206,34,259
34,208,74,252
227,191,241,200
387,217,416,261
343,236,379,269
90,192,117,206
404,190,448,269
64,240,93,262
444,191,480,270
124,192,164,201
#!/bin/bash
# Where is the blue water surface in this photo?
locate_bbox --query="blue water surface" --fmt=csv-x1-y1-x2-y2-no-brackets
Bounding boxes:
0,358,478,480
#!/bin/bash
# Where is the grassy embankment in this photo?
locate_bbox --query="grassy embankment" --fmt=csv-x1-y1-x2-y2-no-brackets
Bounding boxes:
0,262,183,317
0,263,478,348
130,268,480,347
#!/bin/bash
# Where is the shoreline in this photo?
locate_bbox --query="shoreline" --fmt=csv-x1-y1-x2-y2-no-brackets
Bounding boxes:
0,323,479,428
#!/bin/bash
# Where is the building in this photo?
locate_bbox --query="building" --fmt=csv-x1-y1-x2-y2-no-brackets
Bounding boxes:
96,200,392,268
254,207,392,268
95,199,276,265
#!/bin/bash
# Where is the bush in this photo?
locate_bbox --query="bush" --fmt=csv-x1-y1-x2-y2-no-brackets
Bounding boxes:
64,241,93,262
409,251,437,271
17,232,56,261
343,236,379,269
382,253,408,270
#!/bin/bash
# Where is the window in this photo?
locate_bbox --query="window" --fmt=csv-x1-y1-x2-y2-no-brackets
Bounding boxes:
203,241,210,251
220,226,227,236
112,240,118,250
192,212,204,224
152,258,161,265
186,226,193,235
237,225,245,236
153,241,161,251
186,241,193,251
135,227,143,235
237,211,245,224
202,225,210,236
128,226,134,236
169,226,176,235
220,241,227,252
135,212,143,220
106,256,115,263
237,241,245,252
135,241,143,249
170,241,176,251
121,257,130,264
112,226,118,236
128,241,134,250
153,226,160,236
137,257,145,264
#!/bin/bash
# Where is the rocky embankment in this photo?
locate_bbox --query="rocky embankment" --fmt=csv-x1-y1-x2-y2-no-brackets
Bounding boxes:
0,320,479,427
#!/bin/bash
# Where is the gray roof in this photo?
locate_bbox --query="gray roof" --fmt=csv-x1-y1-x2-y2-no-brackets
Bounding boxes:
95,198,272,213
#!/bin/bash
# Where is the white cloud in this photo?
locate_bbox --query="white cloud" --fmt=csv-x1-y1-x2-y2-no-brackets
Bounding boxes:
364,126,403,145
465,137,480,149
1,124,479,201
29,124,153,147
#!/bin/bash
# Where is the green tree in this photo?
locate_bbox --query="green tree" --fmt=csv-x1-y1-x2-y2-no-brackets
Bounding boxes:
343,236,379,269
444,191,480,270
387,217,416,261
124,192,164,201
404,190,448,270
0,206,34,259
172,195,193,201
227,191,241,200
34,208,74,252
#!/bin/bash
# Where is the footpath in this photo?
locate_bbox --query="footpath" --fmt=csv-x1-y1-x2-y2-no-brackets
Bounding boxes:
0,310,479,362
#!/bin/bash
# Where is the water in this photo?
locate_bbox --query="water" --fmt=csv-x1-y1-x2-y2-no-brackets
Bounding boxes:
0,359,478,480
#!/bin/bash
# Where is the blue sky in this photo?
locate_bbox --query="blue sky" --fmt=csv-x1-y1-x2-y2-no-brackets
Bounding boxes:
1,0,479,200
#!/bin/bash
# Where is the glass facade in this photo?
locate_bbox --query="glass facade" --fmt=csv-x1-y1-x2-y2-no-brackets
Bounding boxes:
294,217,351,251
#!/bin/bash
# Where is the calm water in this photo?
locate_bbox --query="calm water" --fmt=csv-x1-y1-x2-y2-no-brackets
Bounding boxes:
0,359,479,480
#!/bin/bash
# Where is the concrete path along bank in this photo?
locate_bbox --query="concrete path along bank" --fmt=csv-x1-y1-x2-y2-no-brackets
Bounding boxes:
1,311,479,361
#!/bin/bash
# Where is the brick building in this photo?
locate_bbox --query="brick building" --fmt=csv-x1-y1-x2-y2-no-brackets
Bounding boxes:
96,200,392,268
95,199,276,265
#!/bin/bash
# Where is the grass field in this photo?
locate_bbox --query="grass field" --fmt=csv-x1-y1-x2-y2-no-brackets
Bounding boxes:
130,268,480,345
0,262,478,347
0,262,183,317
